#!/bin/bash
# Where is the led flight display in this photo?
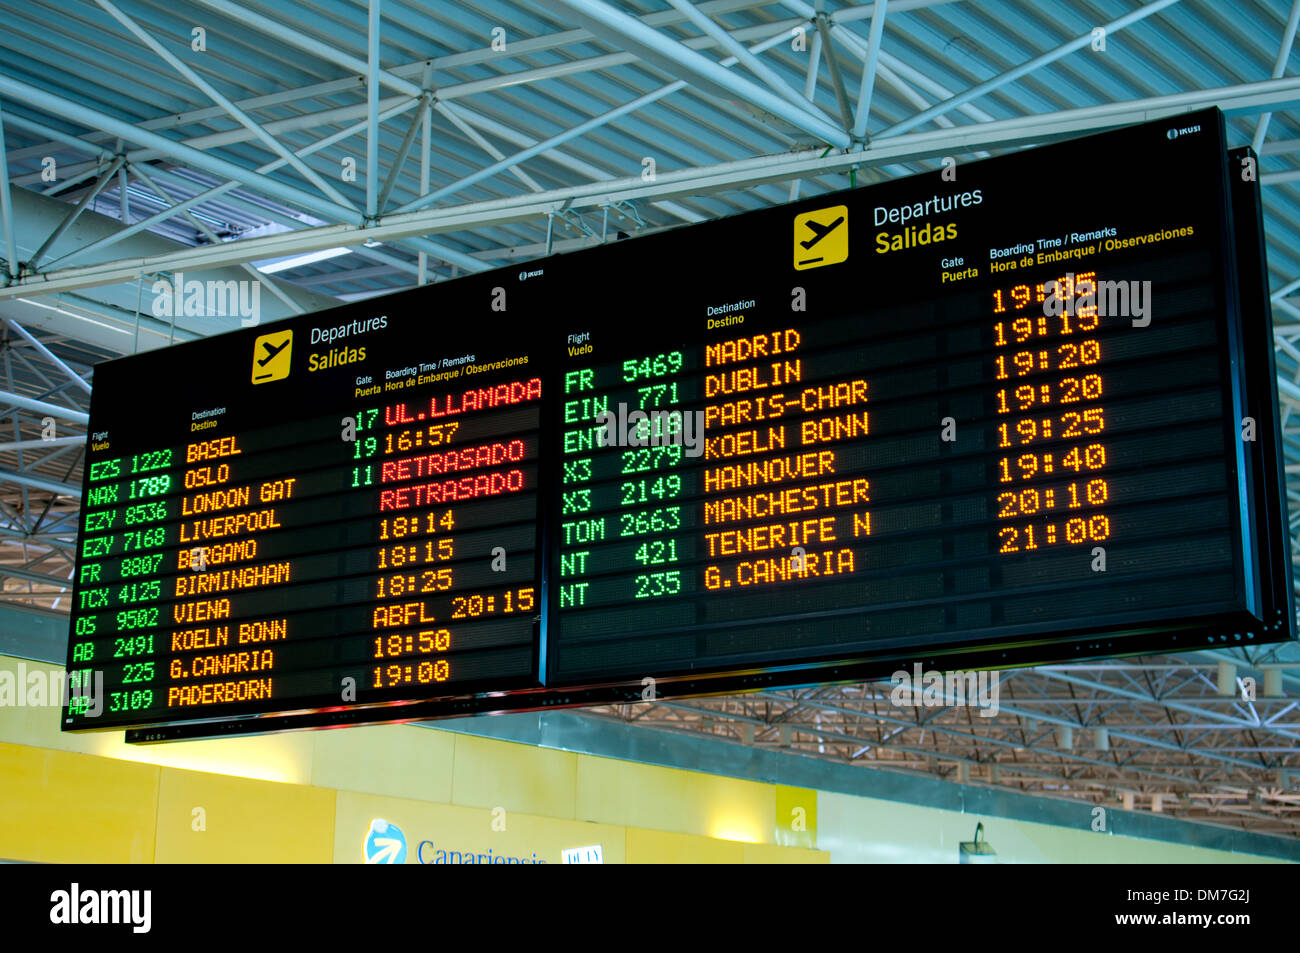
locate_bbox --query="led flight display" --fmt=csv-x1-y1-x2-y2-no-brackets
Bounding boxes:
57,107,1294,741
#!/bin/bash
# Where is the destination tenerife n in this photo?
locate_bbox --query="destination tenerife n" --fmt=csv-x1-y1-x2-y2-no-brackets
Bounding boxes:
62,108,1295,741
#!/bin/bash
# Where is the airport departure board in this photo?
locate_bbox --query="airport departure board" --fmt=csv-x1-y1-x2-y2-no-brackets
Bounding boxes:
61,108,1295,740
64,277,555,734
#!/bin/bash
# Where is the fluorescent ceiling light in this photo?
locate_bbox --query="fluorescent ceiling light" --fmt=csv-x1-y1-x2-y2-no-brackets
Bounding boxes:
254,247,354,274
336,288,397,303
15,297,131,334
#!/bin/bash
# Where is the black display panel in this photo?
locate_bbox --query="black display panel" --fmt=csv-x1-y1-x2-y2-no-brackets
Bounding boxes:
63,276,554,733
541,112,1279,686
53,108,1293,741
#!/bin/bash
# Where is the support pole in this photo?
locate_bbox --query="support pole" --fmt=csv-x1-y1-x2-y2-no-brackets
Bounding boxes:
851,0,888,142
367,0,382,219
0,101,19,280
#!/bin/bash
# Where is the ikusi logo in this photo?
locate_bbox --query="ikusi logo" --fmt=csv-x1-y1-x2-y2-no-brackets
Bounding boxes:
49,883,151,933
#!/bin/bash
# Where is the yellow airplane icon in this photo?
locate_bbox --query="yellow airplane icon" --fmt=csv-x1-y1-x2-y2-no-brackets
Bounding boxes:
252,330,293,384
794,205,849,270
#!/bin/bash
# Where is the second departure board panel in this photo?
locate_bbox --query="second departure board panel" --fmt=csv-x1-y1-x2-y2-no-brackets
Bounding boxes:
542,108,1288,686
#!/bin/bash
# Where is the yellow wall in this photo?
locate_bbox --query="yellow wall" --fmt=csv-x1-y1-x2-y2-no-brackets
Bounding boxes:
0,736,825,864
0,655,1286,864
0,743,157,864
154,766,336,864
0,655,824,864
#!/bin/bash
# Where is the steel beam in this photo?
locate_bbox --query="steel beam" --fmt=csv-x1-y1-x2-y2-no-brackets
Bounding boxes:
0,102,18,280
378,95,428,214
438,102,702,223
45,100,420,270
0,435,83,452
2,112,116,167
0,468,80,499
0,75,359,226
12,96,414,188
39,163,115,200
0,345,32,550
367,0,382,219
1040,671,1300,744
541,0,850,146
1261,168,1300,186
94,0,355,211
752,692,1279,773
851,0,888,141
0,390,88,425
394,83,689,213
27,157,126,270
875,0,1183,139
6,75,1300,300
117,165,129,224
13,5,474,273
0,526,75,548
393,19,823,215
5,76,371,164
180,0,932,114
663,0,823,116
1253,0,1300,153
127,162,465,284
814,11,855,133
7,1,954,179
126,162,305,318
790,27,824,201
434,102,542,194
2,319,92,395
191,0,422,100
0,563,72,589
396,0,955,77
419,93,431,286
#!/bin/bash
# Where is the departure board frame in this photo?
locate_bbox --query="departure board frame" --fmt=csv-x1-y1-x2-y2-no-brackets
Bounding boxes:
50,107,1292,743
536,109,1293,700
1227,144,1295,638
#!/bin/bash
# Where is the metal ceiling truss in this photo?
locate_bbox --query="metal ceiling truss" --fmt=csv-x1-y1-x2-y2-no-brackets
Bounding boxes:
2,0,1300,836
0,317,87,610
584,650,1300,836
